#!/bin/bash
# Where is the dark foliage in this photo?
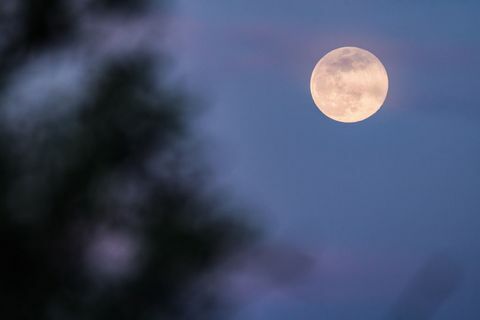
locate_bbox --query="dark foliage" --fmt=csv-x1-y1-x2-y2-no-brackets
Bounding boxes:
0,2,253,319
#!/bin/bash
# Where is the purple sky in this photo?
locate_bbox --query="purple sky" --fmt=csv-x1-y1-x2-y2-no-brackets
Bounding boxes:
167,1,480,319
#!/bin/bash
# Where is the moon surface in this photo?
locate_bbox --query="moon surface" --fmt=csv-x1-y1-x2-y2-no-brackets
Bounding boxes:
310,47,389,123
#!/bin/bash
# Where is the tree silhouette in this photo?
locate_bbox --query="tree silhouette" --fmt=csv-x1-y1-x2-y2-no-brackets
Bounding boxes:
0,1,254,319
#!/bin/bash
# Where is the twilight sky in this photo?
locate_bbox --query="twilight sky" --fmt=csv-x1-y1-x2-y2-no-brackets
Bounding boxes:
168,1,480,319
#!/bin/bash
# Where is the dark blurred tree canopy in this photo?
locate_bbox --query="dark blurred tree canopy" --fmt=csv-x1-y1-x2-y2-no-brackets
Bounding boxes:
0,1,255,319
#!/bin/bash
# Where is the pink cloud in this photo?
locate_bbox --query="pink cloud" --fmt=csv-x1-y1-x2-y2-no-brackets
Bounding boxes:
210,243,424,306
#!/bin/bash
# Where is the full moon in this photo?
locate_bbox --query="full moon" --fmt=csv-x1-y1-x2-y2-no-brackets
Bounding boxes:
310,47,389,123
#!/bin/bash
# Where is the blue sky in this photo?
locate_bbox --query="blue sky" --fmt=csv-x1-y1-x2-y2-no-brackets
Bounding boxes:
168,1,480,319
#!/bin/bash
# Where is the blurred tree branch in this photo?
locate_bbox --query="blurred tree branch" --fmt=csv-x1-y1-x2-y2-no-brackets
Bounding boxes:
0,2,256,319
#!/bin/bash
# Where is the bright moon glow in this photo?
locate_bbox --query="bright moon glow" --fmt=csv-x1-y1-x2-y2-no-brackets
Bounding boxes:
310,47,389,123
